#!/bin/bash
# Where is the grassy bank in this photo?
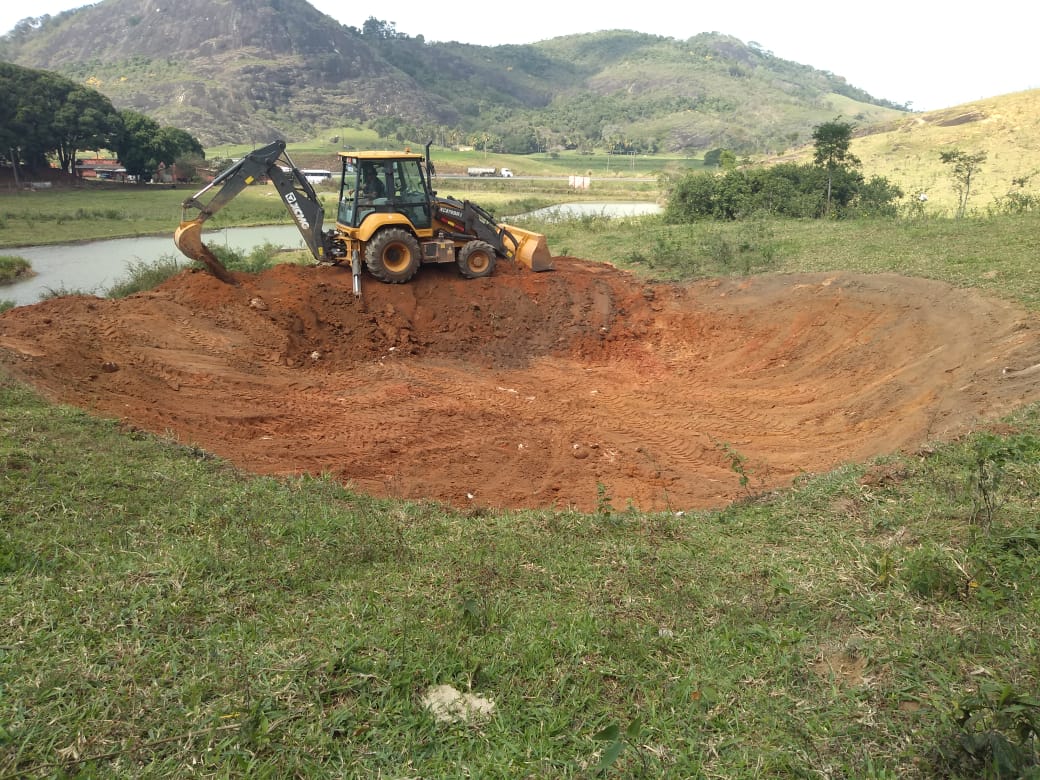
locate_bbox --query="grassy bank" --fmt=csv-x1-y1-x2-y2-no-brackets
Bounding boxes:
3,372,1038,779
0,255,32,284
0,186,273,248
546,211,1040,308
2,201,1040,777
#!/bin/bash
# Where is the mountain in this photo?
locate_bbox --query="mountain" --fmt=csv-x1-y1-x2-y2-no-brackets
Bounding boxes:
0,0,907,151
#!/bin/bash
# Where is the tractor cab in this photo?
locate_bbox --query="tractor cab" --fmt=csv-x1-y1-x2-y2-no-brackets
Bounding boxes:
336,151,432,232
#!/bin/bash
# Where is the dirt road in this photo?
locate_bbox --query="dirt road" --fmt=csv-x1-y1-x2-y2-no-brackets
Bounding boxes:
3,257,1040,511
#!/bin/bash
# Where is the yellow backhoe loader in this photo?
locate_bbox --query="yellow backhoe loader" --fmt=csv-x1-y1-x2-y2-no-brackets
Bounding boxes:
175,140,551,297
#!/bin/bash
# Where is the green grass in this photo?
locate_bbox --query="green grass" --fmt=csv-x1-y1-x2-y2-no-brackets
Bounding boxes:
0,187,294,248
212,130,704,179
104,244,295,298
2,374,1039,778
0,255,32,284
3,187,1040,777
542,211,1040,308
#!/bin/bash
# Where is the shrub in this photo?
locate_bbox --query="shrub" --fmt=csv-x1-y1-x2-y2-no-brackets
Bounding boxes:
664,163,900,223
934,682,1040,779
0,254,32,284
106,256,187,298
208,242,288,274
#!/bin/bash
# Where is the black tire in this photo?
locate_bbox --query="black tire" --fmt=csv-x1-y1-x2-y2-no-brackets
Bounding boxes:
365,228,421,283
457,240,497,279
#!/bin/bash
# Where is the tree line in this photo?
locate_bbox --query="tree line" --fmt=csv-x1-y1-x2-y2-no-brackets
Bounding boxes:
0,62,203,182
667,119,1018,222
664,120,904,221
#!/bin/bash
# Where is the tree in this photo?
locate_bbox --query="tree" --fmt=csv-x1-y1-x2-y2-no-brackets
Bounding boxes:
703,148,724,167
114,110,202,182
0,62,121,175
114,111,164,181
371,116,401,140
155,126,204,163
854,175,905,218
500,127,540,155
362,17,399,39
52,86,123,174
812,118,860,215
939,149,987,218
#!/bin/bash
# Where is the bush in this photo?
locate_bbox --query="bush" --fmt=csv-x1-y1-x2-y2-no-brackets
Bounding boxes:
106,257,186,298
208,241,288,274
934,682,1040,779
102,243,293,299
852,176,905,218
664,163,901,223
989,191,1040,216
0,254,32,284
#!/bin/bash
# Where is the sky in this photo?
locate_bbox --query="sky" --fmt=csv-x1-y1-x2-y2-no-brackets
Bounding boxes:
2,0,1037,112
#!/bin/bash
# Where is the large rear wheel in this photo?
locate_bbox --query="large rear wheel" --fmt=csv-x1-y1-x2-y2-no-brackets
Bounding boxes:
365,228,421,283
457,240,497,279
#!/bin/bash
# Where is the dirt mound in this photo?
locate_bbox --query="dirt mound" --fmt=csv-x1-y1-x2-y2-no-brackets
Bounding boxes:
4,257,1040,512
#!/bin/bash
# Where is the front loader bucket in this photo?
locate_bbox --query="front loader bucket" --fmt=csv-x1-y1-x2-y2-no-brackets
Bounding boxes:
500,224,553,272
174,219,237,285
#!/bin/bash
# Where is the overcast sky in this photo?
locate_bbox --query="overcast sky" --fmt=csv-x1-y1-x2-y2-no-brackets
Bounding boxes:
2,0,1037,111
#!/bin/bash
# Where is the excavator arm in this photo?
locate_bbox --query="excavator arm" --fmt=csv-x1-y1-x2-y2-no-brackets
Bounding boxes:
174,140,328,283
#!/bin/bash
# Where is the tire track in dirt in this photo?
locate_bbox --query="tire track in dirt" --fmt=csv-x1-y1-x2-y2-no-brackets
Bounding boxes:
4,258,1040,512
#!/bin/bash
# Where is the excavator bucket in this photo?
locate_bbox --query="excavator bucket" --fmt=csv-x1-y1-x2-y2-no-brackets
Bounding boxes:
500,224,553,272
174,219,237,285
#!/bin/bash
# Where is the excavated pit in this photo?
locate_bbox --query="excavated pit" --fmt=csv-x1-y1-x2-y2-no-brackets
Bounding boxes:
3,256,1040,512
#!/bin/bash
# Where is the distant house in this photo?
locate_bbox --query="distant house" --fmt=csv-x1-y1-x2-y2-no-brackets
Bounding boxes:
76,157,127,181
155,161,195,184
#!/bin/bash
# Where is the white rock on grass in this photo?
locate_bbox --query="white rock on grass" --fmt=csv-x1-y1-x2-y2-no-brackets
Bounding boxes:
421,684,495,723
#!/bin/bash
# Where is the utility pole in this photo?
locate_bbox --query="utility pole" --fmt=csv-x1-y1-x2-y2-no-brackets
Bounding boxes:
9,147,20,192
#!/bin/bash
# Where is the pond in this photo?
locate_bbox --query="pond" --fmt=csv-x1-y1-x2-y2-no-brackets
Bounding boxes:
2,225,308,308
514,201,662,221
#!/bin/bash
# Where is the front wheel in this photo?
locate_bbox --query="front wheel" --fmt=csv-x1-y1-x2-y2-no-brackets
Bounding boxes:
457,240,497,279
365,228,421,283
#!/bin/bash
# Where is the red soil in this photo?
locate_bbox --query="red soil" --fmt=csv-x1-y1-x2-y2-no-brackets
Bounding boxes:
4,257,1040,512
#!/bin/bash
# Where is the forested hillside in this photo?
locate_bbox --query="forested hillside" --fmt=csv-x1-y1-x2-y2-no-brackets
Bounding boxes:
1,1,907,151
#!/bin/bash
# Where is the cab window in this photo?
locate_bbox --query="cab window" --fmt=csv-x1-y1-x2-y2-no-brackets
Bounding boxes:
390,159,430,228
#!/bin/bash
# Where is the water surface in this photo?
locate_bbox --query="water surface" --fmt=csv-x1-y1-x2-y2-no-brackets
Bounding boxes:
3,225,307,307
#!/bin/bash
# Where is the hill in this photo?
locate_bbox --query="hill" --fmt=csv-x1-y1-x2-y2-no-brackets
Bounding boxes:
854,89,1040,213
0,0,906,151
775,89,1040,213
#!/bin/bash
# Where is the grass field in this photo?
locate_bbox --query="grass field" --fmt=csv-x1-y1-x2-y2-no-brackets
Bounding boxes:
2,187,1040,777
207,128,705,179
